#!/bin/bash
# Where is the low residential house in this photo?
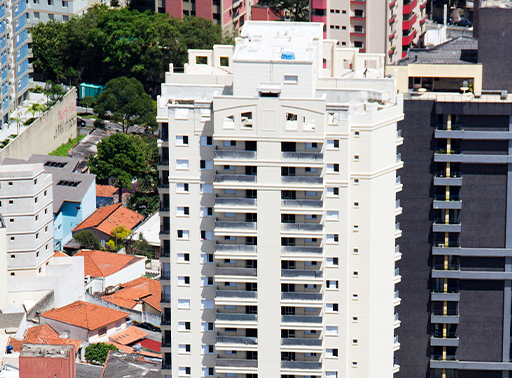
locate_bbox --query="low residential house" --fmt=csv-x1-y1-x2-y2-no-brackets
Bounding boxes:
128,212,160,258
19,344,76,378
2,155,97,251
96,184,119,208
8,324,83,360
102,277,161,316
40,301,129,344
71,203,144,247
75,250,145,294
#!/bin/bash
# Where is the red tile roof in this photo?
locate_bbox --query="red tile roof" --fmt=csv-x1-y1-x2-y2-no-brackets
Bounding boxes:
109,326,147,346
75,250,144,278
8,324,82,353
139,338,161,353
102,277,161,312
96,185,119,198
72,203,144,236
53,251,68,258
41,301,129,331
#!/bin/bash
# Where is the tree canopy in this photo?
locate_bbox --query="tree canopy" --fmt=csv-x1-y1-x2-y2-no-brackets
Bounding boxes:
85,343,119,365
106,225,131,251
74,230,103,250
94,76,155,133
256,0,308,21
31,6,234,96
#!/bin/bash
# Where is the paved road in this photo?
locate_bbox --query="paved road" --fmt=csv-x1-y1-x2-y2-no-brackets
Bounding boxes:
77,107,147,133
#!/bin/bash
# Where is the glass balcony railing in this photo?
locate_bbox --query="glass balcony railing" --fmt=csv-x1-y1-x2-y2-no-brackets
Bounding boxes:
281,200,323,208
431,331,458,339
431,309,459,316
281,246,322,254
216,358,258,367
215,221,257,230
431,287,459,294
216,290,257,298
436,124,463,131
281,338,322,346
281,223,323,232
433,194,461,201
215,150,257,159
281,292,322,301
215,174,257,183
216,244,257,253
281,269,323,278
431,354,458,361
281,315,322,324
215,198,257,206
216,313,257,322
281,176,323,185
432,263,460,271
433,241,461,248
281,361,322,370
433,218,461,225
216,267,257,276
281,152,323,161
216,336,257,345
434,171,462,178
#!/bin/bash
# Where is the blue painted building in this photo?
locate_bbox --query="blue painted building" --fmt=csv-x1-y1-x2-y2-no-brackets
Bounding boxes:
3,155,96,250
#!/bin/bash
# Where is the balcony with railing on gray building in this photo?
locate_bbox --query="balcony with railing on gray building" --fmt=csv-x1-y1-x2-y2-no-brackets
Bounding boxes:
281,223,323,232
217,336,258,345
216,244,257,253
215,197,257,207
281,361,322,370
215,221,257,231
281,315,322,324
216,313,258,322
281,338,322,347
216,290,257,299
281,269,323,278
281,292,322,301
281,152,323,162
281,176,323,185
281,246,323,255
216,267,257,276
215,174,257,183
281,199,323,209
216,358,258,368
215,150,257,160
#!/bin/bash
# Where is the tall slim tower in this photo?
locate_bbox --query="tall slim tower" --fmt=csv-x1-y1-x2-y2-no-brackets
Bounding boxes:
158,21,404,378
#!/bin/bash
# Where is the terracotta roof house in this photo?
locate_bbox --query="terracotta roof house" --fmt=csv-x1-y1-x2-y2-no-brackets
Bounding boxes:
72,203,144,246
40,301,129,343
74,250,145,295
96,184,119,208
102,277,161,315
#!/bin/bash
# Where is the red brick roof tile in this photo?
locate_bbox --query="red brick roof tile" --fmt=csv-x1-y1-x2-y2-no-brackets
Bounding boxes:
8,324,82,352
41,301,129,331
75,250,144,278
102,277,161,311
72,203,144,236
96,185,119,198
109,326,147,346
53,251,68,258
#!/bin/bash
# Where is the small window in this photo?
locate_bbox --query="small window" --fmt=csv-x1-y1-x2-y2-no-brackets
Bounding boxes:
176,160,189,170
10,237,14,241
284,75,298,84
327,234,339,243
326,257,339,267
177,207,189,216
176,135,189,145
177,253,190,262
326,280,339,289
9,219,13,223
200,136,213,146
353,294,359,300
200,207,213,217
326,326,338,336
8,182,12,186
177,230,190,239
327,303,339,312
9,200,13,205
62,1,68,6
353,271,359,277
201,184,213,193
326,349,339,358
354,202,359,208
10,254,14,259
200,160,213,170
178,321,191,331
354,155,359,161
10,272,14,276
178,299,191,309
98,327,107,336
35,197,38,203
327,187,339,197
36,233,39,239
34,179,37,185
201,277,214,286
327,164,339,173
177,183,189,193
355,131,360,137
178,276,190,285
201,254,214,263
220,57,229,66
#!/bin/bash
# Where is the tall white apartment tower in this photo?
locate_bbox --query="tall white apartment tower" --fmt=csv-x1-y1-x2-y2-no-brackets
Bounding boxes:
158,21,404,378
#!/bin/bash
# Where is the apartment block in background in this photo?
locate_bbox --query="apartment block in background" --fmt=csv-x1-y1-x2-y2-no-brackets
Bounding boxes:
311,0,426,63
158,21,404,378
26,0,107,24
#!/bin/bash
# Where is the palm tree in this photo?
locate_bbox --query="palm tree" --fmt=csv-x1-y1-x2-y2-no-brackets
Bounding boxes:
24,103,46,119
10,113,24,135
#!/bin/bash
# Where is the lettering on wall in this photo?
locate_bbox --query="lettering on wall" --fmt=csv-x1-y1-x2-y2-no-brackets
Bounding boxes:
55,102,77,139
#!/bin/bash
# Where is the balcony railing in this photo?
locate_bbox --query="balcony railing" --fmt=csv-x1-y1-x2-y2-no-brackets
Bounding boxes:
157,159,169,166
216,244,257,253
215,198,257,206
161,293,170,302
432,263,460,271
281,152,323,161
281,246,322,254
216,313,257,322
281,176,323,185
281,361,322,370
216,358,258,367
281,315,322,324
433,242,461,248
281,200,323,208
432,287,459,293
215,174,257,183
215,221,257,230
281,338,322,346
431,332,458,339
281,269,323,278
160,272,170,280
281,223,323,232
215,150,257,159
431,354,458,361
282,292,322,301
436,124,463,131
216,336,257,345
216,267,257,276
216,290,257,298
431,309,459,316
434,147,462,155
433,194,461,201
158,181,169,188
434,171,462,178
433,218,461,225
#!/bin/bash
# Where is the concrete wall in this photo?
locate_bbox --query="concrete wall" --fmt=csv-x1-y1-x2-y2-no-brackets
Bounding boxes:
40,317,89,342
104,258,145,291
27,290,54,322
0,88,77,162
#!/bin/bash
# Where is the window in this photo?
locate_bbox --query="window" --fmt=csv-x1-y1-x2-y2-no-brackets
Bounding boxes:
305,142,317,149
201,277,213,286
36,233,39,239
326,326,339,336
176,160,189,170
200,207,213,217
35,197,38,203
62,0,67,5
305,191,317,196
201,322,214,331
178,321,191,331
57,180,81,187
176,135,189,145
327,164,339,173
220,56,229,66
48,13,54,20
284,75,298,84
327,234,339,243
177,253,190,262
44,190,47,196
201,184,213,193
178,344,191,354
178,276,190,285
177,207,189,216
327,187,339,197
47,0,53,4
326,280,339,289
178,299,191,309
33,179,37,185
202,345,214,354
327,303,339,312
9,219,13,223
328,112,339,124
352,361,358,367
305,167,317,173
201,230,213,240
353,339,358,345
354,202,359,208
355,131,360,137
177,183,189,193
178,367,191,376
327,139,340,149
201,254,213,263
200,136,213,146
326,211,339,221
201,368,214,377
353,271,359,277
9,200,13,205
353,293,359,300
326,372,338,378
354,41,363,48
353,248,359,254
98,327,107,336
326,257,339,267
200,160,213,170
62,15,68,21
354,155,360,161
354,178,359,184
177,230,189,239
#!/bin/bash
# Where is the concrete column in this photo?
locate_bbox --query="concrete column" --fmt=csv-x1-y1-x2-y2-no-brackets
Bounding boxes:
503,115,512,372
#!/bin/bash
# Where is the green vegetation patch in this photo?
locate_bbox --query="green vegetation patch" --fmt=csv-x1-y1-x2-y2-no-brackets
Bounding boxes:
49,135,85,156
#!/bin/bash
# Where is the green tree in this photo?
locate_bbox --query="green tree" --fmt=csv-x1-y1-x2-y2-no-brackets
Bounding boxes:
87,133,146,202
24,103,47,119
127,190,159,217
85,343,119,365
94,76,155,133
80,95,97,114
10,113,24,135
74,230,103,250
106,225,131,251
254,0,308,20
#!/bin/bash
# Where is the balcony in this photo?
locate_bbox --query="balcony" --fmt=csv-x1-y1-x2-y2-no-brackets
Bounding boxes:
216,358,258,368
432,263,460,271
216,313,257,322
433,195,462,210
433,171,462,187
281,176,323,185
215,174,256,183
281,223,323,232
420,0,426,8
420,15,427,24
433,218,461,233
215,198,257,207
431,354,458,361
389,0,396,6
281,246,322,255
160,272,170,280
216,336,257,345
281,199,323,209
157,159,169,167
389,31,396,40
158,180,169,189
281,361,322,370
215,221,257,231
402,28,417,45
432,287,459,294
281,292,322,301
389,14,397,23
311,15,326,22
281,315,322,324
281,269,323,278
216,267,257,276
160,292,170,302
350,31,366,37
216,244,257,253
434,147,462,155
350,15,366,21
403,0,417,14
215,150,257,160
281,338,322,346
311,0,326,8
430,333,459,347
216,290,257,299
281,152,323,162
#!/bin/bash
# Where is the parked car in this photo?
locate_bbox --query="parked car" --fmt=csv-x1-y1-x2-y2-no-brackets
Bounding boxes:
433,16,452,25
454,19,472,27
136,322,161,332
77,118,86,127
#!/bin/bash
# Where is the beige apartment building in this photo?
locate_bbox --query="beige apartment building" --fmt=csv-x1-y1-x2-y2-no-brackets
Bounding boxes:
158,21,404,378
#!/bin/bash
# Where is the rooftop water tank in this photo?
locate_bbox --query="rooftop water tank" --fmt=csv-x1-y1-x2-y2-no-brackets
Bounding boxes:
281,51,295,60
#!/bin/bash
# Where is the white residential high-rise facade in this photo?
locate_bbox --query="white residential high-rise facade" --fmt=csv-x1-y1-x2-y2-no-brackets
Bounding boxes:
158,21,404,378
